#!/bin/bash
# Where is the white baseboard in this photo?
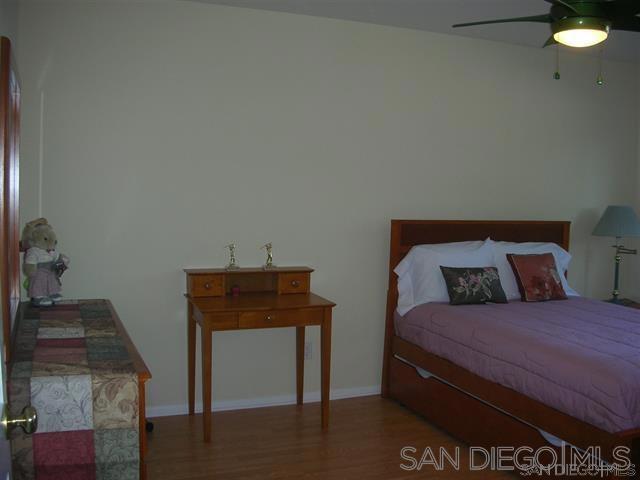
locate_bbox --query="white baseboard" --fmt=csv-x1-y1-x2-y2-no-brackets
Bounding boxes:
146,385,381,418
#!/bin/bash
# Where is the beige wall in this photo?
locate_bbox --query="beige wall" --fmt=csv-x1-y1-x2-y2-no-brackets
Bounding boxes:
0,0,17,43
16,0,639,413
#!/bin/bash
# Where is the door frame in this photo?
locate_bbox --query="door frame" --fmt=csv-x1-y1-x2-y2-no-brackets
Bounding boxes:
0,35,21,363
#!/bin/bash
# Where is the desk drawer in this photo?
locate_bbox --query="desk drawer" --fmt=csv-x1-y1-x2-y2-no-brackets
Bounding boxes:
189,274,225,297
278,272,310,294
204,313,238,331
239,308,322,329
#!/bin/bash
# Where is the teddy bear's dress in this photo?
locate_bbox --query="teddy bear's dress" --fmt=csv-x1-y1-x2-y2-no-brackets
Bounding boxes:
24,247,62,298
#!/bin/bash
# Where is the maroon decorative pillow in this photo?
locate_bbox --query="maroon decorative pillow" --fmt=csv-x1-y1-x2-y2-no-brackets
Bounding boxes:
506,253,568,302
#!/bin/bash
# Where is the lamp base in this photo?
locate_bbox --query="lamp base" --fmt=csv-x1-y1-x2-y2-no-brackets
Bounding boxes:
606,297,623,305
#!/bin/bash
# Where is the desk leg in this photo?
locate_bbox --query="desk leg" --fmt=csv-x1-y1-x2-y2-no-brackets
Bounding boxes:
202,325,213,442
187,302,195,416
321,308,332,431
296,326,305,405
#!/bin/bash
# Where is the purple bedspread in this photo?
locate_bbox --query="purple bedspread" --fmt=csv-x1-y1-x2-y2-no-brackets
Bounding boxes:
395,297,640,433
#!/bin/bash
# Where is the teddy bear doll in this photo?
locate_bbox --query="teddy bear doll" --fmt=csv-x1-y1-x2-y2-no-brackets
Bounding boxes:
21,218,70,307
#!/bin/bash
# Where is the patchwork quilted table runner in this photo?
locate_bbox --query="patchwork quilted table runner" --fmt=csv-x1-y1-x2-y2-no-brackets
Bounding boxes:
9,300,140,480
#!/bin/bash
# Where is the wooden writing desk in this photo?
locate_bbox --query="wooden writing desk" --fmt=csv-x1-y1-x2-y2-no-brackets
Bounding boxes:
185,266,336,442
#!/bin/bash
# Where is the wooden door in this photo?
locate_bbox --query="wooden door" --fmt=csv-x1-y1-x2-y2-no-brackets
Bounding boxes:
0,35,23,477
0,319,11,477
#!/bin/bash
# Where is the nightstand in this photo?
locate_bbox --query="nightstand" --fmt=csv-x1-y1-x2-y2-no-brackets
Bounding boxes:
608,298,640,309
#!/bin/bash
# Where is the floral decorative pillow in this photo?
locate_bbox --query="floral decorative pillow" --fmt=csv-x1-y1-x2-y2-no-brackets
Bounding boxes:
439,266,508,305
506,253,568,302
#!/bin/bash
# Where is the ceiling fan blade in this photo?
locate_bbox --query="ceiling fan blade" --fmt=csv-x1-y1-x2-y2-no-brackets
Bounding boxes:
543,0,579,14
453,14,552,28
612,17,640,32
611,0,640,15
543,35,558,48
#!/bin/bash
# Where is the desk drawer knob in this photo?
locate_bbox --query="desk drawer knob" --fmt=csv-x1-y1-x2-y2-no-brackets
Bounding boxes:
290,280,300,288
204,283,212,290
266,315,274,321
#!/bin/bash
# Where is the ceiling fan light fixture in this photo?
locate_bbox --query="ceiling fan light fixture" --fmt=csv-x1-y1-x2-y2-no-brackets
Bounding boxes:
552,17,610,48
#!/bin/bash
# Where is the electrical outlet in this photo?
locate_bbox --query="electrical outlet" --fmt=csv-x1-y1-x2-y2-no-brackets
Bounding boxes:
304,341,312,360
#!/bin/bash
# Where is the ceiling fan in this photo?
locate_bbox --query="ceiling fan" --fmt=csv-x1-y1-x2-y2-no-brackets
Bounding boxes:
452,0,640,48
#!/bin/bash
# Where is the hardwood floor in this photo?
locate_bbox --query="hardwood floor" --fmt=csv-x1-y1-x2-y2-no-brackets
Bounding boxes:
146,396,514,479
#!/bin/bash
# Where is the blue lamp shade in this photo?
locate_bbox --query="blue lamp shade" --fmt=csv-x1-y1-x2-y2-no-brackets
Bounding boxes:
592,205,640,238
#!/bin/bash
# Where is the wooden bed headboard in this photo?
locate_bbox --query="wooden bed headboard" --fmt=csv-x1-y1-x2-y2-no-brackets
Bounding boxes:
381,219,570,396
388,219,570,272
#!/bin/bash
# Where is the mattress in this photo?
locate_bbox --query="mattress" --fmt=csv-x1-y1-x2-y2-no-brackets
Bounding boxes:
395,297,640,433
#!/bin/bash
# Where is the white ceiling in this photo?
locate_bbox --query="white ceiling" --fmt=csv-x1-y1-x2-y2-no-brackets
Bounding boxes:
194,0,640,63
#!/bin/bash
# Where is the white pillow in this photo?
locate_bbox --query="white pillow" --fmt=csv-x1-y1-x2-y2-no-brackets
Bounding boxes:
490,240,579,300
395,240,494,315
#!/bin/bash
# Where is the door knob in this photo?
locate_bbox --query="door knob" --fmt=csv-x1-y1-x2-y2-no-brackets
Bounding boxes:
3,405,38,437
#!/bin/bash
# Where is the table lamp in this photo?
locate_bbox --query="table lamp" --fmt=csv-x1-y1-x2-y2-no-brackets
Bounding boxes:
592,205,640,302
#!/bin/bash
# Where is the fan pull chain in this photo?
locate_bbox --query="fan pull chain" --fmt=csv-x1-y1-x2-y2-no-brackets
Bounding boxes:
554,46,561,80
596,46,605,86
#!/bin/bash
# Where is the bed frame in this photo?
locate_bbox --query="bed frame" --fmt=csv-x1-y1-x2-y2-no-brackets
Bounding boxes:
382,220,640,472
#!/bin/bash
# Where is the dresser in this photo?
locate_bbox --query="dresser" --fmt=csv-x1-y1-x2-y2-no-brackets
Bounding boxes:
184,266,335,442
8,299,151,480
